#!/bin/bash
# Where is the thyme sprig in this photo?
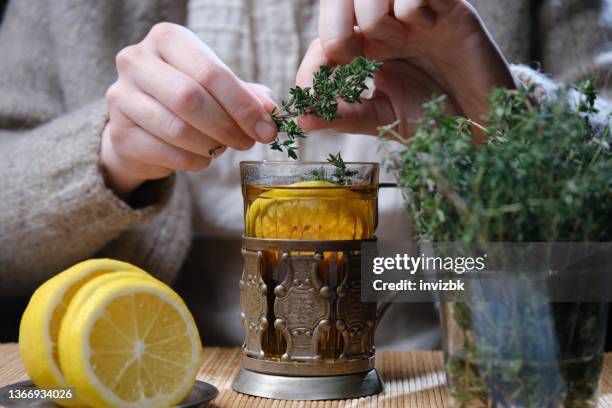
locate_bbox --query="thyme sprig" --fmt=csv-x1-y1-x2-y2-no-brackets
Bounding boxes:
270,57,381,159
302,152,359,185
327,152,358,185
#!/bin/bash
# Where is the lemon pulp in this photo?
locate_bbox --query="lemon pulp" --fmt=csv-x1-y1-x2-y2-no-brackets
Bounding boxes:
245,180,375,240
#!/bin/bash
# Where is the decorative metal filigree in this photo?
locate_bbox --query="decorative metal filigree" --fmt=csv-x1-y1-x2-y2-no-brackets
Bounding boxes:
336,253,376,360
273,252,331,362
239,249,268,358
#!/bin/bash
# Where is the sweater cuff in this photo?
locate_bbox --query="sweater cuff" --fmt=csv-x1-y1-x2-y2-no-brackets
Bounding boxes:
510,64,560,102
62,99,173,222
510,64,612,137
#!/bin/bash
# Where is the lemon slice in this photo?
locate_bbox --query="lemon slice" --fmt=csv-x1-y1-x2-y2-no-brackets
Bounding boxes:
18,259,148,407
58,276,202,408
246,180,372,240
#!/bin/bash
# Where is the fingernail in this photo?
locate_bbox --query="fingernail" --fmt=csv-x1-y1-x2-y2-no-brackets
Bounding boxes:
238,136,255,150
255,120,277,142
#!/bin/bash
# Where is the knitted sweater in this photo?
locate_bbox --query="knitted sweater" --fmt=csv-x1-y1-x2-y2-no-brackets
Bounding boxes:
0,0,610,346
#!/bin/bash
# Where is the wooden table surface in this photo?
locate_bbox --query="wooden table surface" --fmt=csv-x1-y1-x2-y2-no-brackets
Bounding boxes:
1,344,611,407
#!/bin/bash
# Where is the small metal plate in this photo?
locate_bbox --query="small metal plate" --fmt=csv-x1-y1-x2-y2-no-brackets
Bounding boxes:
0,380,218,408
232,368,383,400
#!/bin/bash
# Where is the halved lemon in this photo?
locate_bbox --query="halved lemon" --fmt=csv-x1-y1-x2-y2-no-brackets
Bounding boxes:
58,276,202,408
18,259,148,407
246,180,372,240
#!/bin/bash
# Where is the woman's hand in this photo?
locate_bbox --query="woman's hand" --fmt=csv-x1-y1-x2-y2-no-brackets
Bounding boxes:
297,0,515,138
101,23,278,198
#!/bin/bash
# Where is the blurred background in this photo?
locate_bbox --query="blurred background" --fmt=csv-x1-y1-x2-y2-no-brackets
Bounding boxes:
0,0,6,23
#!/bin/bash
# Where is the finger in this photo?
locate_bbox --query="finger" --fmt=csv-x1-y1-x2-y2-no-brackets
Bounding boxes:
117,50,255,150
108,107,212,173
393,0,457,17
393,0,436,28
109,84,229,158
355,0,406,59
244,82,274,101
244,82,277,112
147,23,278,143
296,38,333,88
428,0,458,13
354,0,392,34
319,0,362,63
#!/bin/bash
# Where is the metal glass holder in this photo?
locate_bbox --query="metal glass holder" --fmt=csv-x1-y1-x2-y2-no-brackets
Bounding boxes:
232,237,384,400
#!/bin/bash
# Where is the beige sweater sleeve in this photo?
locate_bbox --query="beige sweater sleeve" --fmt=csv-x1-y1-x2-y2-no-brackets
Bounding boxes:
0,0,192,297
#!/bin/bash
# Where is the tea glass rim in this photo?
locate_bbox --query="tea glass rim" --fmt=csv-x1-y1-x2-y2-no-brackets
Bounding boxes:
240,160,380,187
240,160,380,166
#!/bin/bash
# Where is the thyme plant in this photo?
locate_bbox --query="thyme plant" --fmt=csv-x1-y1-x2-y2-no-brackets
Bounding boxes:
383,81,610,244
382,80,611,407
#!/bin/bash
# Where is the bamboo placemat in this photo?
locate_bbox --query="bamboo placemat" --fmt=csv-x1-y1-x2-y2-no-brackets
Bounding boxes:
1,344,610,407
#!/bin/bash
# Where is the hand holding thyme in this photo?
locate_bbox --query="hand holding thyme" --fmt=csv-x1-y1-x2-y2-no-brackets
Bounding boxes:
270,57,381,159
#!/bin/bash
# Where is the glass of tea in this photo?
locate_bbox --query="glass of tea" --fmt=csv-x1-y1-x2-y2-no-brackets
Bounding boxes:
233,161,382,400
236,161,382,390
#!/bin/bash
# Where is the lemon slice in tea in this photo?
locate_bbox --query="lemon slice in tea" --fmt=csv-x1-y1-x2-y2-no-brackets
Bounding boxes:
246,180,373,240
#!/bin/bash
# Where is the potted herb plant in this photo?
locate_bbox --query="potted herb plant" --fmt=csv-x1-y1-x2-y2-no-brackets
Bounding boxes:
383,80,611,407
